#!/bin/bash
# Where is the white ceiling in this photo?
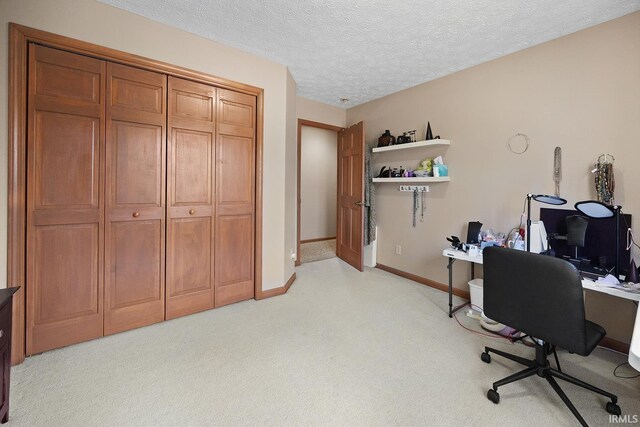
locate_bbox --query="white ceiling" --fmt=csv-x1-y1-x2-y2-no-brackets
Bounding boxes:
99,0,640,108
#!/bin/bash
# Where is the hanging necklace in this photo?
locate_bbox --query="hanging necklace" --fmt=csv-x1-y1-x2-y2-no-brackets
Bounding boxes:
553,147,562,197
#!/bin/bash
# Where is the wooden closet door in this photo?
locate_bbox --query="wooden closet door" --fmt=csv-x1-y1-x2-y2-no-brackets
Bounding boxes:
166,77,216,319
215,89,256,306
104,63,166,335
26,45,106,354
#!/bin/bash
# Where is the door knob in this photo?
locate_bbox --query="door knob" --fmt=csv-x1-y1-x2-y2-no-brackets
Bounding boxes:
355,201,365,206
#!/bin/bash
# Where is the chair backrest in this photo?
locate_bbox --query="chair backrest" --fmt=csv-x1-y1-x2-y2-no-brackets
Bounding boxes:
483,246,588,354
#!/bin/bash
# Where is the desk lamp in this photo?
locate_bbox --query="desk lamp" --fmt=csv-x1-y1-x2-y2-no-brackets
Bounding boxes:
574,200,621,278
526,194,567,252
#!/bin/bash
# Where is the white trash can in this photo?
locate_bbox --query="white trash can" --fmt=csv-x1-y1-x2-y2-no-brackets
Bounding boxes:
468,278,484,312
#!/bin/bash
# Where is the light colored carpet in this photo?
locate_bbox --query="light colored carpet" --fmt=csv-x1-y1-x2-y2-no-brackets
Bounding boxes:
300,239,336,264
10,258,640,426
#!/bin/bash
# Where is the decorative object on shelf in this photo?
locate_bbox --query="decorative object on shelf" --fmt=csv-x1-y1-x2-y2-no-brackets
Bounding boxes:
397,132,412,144
432,156,448,177
407,130,417,142
507,133,530,154
391,167,403,178
415,157,433,177
425,122,433,140
377,130,395,147
593,154,615,205
554,147,562,197
377,166,390,178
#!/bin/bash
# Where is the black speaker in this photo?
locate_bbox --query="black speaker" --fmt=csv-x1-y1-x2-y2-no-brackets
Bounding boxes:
466,221,483,244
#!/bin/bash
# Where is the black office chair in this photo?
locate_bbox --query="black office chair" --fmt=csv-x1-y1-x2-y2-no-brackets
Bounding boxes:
480,247,621,426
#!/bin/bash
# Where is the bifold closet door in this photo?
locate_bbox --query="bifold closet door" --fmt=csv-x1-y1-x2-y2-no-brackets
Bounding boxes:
104,63,166,335
26,45,106,354
165,77,216,319
215,89,256,306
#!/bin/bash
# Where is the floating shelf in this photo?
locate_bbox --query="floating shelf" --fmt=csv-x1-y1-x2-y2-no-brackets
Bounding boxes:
372,139,450,153
372,177,450,183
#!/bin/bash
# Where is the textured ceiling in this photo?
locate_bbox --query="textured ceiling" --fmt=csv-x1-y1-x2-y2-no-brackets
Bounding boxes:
99,0,640,107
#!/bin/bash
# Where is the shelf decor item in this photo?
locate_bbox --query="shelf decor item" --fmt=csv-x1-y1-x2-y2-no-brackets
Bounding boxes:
377,130,395,147
425,122,433,140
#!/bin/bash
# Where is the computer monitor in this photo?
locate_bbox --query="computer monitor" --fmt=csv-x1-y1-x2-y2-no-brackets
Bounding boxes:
539,207,631,277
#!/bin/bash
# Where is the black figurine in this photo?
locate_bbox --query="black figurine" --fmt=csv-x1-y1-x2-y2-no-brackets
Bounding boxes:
425,122,433,140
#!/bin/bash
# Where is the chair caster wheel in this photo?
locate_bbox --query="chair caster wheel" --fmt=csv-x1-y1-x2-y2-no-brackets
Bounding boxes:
487,389,500,404
606,402,621,416
481,352,491,363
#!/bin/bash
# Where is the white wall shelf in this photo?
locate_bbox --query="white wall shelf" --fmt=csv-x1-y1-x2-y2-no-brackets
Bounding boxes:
372,177,450,183
371,139,450,153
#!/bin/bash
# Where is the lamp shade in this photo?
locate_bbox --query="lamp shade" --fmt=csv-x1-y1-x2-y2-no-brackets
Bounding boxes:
532,194,567,205
574,200,616,218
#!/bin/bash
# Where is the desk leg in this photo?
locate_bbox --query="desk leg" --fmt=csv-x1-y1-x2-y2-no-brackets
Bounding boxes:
447,258,455,317
447,257,470,318
471,263,475,281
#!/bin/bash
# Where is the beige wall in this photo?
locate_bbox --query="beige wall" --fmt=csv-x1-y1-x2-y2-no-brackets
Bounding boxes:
347,12,640,343
300,127,338,241
0,0,296,290
284,70,298,280
297,96,346,128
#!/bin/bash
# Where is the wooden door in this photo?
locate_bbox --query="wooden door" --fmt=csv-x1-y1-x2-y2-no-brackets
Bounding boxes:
166,77,216,319
215,89,256,306
104,63,166,335
336,122,365,271
26,45,106,354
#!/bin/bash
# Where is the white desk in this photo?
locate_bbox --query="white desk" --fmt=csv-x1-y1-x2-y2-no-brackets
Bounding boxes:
630,309,640,371
443,248,640,302
442,248,640,368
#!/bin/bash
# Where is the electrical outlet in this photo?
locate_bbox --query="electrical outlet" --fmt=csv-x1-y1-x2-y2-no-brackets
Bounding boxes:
395,244,402,255
290,249,296,260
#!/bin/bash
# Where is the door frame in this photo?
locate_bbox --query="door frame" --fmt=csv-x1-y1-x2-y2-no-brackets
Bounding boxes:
8,23,265,364
296,119,343,266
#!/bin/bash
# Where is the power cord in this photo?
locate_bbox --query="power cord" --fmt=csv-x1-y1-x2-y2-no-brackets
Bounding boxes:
613,362,640,379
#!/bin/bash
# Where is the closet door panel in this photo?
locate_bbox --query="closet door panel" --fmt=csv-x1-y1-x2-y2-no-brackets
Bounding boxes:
110,121,163,207
104,63,166,335
110,221,162,307
215,89,255,306
34,112,100,209
166,77,216,319
216,135,253,215
26,44,105,355
166,217,214,318
215,215,253,304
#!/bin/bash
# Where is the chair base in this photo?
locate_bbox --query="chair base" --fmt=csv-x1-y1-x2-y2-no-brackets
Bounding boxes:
481,343,620,427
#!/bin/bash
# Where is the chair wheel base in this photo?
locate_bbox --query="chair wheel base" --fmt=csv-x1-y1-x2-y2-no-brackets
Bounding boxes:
487,389,500,404
606,402,621,416
481,352,491,363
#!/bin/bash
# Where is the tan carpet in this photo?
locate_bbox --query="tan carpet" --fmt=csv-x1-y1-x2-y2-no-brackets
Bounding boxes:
300,239,336,264
9,257,640,426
